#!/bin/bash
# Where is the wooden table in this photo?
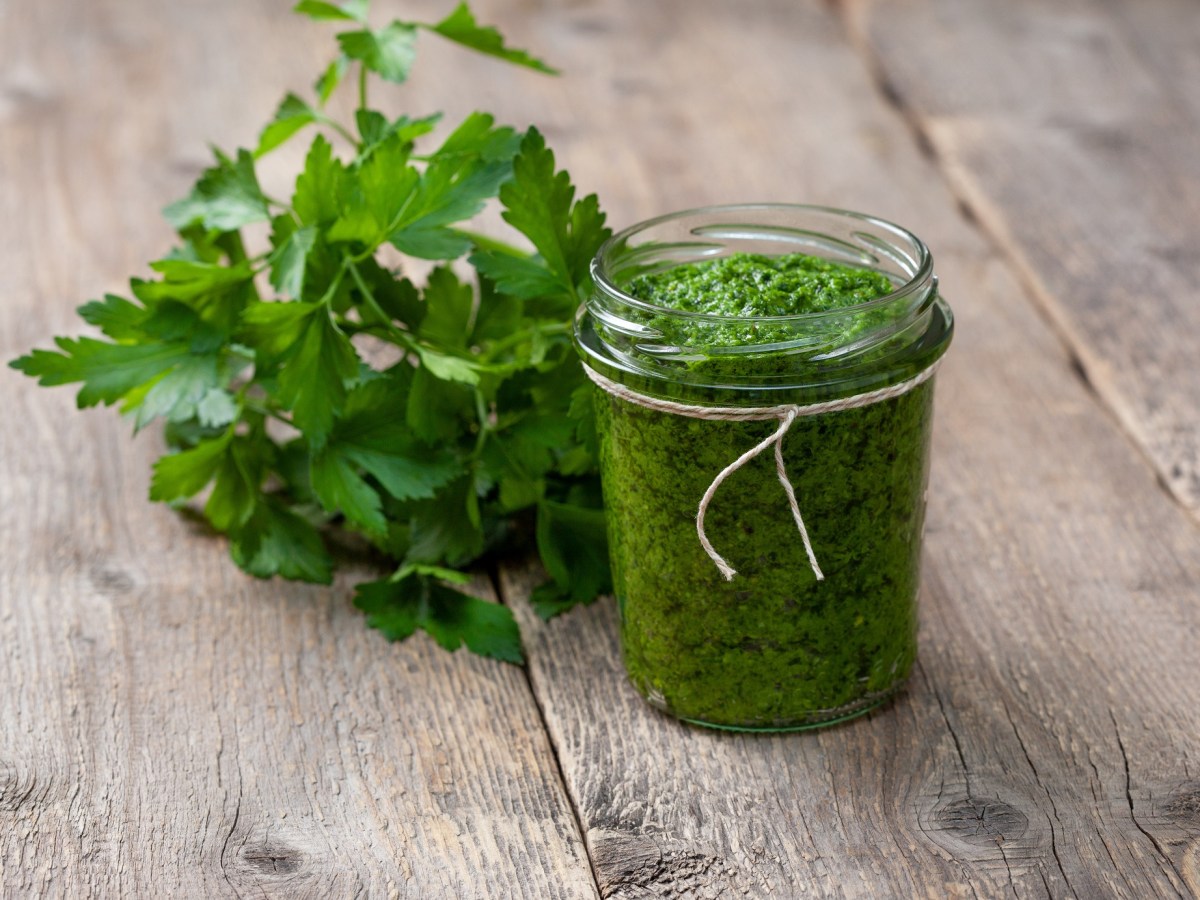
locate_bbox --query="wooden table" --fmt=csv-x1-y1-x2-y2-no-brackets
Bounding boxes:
3,0,1198,896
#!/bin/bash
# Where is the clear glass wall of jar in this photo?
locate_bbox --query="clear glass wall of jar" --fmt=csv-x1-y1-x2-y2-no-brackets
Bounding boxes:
575,204,953,731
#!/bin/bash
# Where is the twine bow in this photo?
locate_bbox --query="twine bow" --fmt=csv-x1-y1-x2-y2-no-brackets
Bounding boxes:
584,361,940,581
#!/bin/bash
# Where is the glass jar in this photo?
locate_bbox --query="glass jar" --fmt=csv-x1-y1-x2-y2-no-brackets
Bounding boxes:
575,204,953,731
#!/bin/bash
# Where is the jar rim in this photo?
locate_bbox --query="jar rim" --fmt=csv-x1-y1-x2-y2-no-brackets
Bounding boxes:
577,202,952,404
590,202,935,325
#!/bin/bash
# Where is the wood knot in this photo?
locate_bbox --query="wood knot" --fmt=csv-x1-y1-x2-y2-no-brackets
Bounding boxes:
932,797,1029,846
0,761,20,812
89,563,136,595
0,76,57,123
1157,781,1200,831
233,842,305,877
0,760,47,813
918,788,1046,876
588,829,747,898
0,758,68,814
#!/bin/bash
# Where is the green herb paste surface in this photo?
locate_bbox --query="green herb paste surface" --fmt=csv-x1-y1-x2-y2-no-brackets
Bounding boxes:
621,253,905,383
627,252,895,318
597,252,935,729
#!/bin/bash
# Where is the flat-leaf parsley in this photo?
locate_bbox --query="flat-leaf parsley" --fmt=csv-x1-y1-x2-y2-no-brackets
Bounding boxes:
11,0,613,663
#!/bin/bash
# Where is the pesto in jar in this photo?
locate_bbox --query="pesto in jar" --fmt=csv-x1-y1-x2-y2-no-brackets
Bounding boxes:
626,251,894,318
592,251,939,729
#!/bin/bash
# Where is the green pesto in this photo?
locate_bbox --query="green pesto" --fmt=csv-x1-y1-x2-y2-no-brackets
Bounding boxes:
597,252,934,729
626,251,894,318
621,254,909,387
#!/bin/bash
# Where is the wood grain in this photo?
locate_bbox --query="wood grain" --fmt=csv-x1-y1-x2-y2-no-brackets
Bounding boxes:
0,1,598,896
6,0,1200,896
845,0,1200,519
498,0,1200,896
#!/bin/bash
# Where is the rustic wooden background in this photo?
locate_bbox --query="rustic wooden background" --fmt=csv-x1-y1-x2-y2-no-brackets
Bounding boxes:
3,0,1199,897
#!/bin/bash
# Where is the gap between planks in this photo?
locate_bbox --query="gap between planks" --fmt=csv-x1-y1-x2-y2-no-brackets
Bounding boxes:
489,564,606,897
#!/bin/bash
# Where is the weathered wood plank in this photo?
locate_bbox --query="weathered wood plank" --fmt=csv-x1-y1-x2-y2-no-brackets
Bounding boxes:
845,0,1200,519
0,1,598,896
501,0,1200,896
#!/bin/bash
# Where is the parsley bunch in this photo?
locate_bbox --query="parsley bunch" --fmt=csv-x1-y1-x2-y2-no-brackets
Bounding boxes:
11,0,614,663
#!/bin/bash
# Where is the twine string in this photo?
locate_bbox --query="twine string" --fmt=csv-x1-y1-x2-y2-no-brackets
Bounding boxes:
695,408,819,580
584,361,940,582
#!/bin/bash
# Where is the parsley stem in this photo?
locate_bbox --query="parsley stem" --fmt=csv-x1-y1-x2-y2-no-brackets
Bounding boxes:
486,425,534,481
471,390,491,459
248,403,295,427
315,113,356,146
483,321,571,360
237,392,294,428
317,262,348,307
345,259,420,352
458,229,527,258
335,320,413,346
358,63,368,111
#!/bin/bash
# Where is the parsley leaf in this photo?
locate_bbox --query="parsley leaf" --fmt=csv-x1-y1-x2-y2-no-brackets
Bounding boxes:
197,388,239,427
77,294,148,341
328,133,420,245
241,298,315,361
355,109,441,159
163,149,271,232
128,353,223,430
426,3,557,74
472,127,610,313
406,364,473,442
268,218,318,299
205,436,264,531
314,56,350,106
135,258,256,336
293,0,368,23
406,476,485,566
11,337,192,408
149,429,232,502
414,345,482,385
338,22,418,84
312,379,462,535
388,113,520,259
294,135,348,227
256,93,319,157
275,304,360,446
417,266,474,348
241,297,359,446
536,499,611,608
354,573,523,663
231,498,334,583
